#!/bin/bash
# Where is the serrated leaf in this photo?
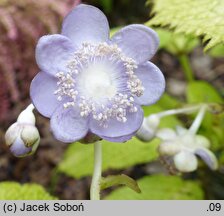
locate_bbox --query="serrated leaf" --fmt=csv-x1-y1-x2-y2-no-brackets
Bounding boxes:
105,174,204,200
0,182,57,200
147,0,224,50
101,174,141,193
58,138,159,179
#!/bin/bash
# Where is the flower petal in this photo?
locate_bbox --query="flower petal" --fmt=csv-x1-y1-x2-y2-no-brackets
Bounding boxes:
50,105,89,143
111,24,159,64
176,126,188,136
195,135,211,148
101,133,135,143
35,34,76,76
90,105,144,140
61,4,110,47
10,137,32,157
156,128,177,140
134,62,165,105
30,72,60,118
195,148,218,170
174,151,198,172
158,141,182,156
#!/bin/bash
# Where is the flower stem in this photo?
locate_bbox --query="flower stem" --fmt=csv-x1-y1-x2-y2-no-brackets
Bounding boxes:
156,105,202,118
178,54,194,82
90,141,102,200
189,105,207,134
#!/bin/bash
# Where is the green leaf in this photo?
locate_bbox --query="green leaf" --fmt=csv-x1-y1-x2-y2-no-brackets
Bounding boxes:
105,174,204,200
110,26,122,37
186,81,223,104
209,44,224,57
143,104,182,129
0,182,57,200
147,0,224,51
58,138,159,179
157,93,181,109
186,81,224,150
155,28,199,55
101,174,141,193
143,93,183,129
220,151,224,165
100,0,113,13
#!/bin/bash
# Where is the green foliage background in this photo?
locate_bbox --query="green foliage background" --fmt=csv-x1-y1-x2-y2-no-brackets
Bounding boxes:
147,0,224,51
0,0,223,200
0,182,57,200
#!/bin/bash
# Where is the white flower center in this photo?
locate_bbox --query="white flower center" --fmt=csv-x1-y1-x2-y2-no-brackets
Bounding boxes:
54,42,144,126
78,63,117,101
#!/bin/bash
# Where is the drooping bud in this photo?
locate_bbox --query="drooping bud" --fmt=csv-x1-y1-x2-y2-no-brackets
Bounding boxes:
136,114,160,142
5,105,40,157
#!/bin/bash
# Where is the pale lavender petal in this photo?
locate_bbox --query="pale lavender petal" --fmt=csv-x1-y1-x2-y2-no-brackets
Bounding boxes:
101,133,134,142
35,34,76,76
134,62,165,105
30,72,60,118
50,105,89,143
111,24,159,64
90,105,144,140
62,4,110,47
195,148,218,170
10,137,32,157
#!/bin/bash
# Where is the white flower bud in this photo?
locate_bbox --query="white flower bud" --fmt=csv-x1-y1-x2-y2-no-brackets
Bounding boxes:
174,151,198,172
5,105,40,157
17,104,35,125
136,114,160,142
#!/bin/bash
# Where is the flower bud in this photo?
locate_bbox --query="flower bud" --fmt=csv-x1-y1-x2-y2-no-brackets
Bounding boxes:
5,105,40,157
173,151,198,172
17,105,36,125
136,114,160,142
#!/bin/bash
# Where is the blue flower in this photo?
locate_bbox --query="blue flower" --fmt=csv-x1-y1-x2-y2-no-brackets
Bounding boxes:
30,4,165,143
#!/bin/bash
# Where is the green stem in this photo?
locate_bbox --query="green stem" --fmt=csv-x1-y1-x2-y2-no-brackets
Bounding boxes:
90,141,102,200
178,54,194,82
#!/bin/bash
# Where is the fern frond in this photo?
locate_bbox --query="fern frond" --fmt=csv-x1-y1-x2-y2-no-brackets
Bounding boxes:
147,0,224,51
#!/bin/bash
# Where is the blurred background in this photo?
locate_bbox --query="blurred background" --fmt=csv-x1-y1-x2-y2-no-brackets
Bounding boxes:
0,0,223,200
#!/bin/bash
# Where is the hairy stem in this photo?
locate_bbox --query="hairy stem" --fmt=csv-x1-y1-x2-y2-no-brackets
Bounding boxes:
178,54,194,82
90,141,102,200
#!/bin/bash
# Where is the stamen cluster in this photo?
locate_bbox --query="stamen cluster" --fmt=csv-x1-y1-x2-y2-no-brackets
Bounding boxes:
54,42,144,126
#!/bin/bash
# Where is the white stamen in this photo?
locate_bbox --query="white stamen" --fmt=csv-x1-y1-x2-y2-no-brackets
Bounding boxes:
54,42,144,126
